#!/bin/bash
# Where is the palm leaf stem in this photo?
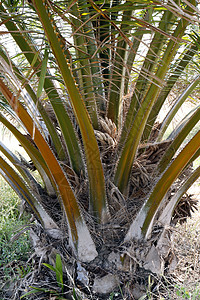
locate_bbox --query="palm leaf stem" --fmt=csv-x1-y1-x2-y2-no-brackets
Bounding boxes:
0,47,65,162
0,112,55,195
114,12,192,194
88,0,111,87
187,148,200,166
156,105,200,174
0,141,39,188
156,75,200,141
125,130,200,241
32,0,108,223
123,19,150,97
0,78,87,248
145,43,198,140
0,112,97,261
70,2,99,128
0,3,85,174
158,165,200,226
0,156,58,230
168,105,200,140
119,8,177,147
78,0,106,111
107,5,133,127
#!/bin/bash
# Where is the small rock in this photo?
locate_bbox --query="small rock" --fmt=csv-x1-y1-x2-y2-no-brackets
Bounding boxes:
93,274,120,294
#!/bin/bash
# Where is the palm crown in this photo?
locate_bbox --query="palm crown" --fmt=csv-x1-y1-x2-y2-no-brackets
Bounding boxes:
0,0,199,296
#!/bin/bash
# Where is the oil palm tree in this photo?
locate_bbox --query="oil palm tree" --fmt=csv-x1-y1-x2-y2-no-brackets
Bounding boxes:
0,0,199,298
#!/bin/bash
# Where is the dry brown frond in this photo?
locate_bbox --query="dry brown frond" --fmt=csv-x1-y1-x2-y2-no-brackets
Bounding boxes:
172,193,198,225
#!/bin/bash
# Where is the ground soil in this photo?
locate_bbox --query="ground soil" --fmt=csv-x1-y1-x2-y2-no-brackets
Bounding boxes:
170,183,200,299
151,183,200,300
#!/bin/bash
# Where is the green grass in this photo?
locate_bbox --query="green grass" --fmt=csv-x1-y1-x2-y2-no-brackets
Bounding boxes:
175,284,200,299
0,176,33,281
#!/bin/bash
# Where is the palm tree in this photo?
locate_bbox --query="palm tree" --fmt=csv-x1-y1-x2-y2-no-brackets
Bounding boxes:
0,0,199,297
